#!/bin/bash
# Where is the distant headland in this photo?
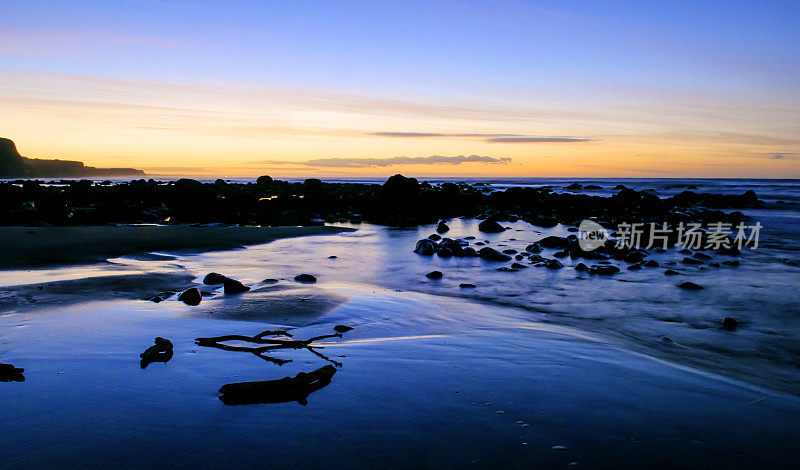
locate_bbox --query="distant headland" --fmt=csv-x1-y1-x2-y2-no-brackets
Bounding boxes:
0,138,144,178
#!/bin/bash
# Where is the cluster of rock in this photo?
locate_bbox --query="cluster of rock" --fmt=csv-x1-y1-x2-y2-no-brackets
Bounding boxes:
147,271,318,306
0,173,765,227
414,227,742,288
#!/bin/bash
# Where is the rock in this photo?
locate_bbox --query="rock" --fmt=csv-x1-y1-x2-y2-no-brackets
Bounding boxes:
462,247,479,257
575,263,589,272
584,184,602,190
294,274,317,283
428,234,442,241
437,247,453,258
262,278,279,284
426,271,443,279
414,239,437,256
538,236,569,249
478,218,506,233
589,265,619,275
553,250,569,258
677,281,703,290
525,243,542,254
223,278,250,295
511,263,529,269
682,257,703,265
693,252,712,260
546,259,564,269
624,252,646,263
140,337,174,368
722,260,740,267
0,363,24,382
627,264,642,270
565,183,583,190
459,283,477,288
710,262,721,267
643,260,659,268
514,254,524,261
149,296,163,303
328,255,338,259
463,236,476,240
478,247,512,262
722,317,738,331
333,325,353,333
664,269,679,275
502,249,517,254
436,221,450,234
203,272,228,285
178,288,202,305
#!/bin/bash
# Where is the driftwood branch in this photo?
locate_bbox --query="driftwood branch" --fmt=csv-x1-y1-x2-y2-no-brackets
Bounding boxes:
195,330,343,366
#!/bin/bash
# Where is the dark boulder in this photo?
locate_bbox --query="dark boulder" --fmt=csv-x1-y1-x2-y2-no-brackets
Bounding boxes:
459,283,476,288
478,218,506,233
426,271,443,279
722,260,740,267
478,247,512,261
511,263,529,269
677,281,703,290
414,239,437,256
0,363,24,382
589,265,619,275
575,263,589,272
223,278,250,295
428,234,442,241
333,325,353,333
538,236,568,249
643,260,659,268
178,288,202,306
722,317,738,331
693,252,712,260
294,274,317,283
664,269,679,275
546,259,564,269
203,272,228,285
682,257,703,265
436,221,450,234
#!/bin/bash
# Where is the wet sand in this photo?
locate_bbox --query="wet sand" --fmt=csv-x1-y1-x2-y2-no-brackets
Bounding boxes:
0,225,354,269
1,284,799,469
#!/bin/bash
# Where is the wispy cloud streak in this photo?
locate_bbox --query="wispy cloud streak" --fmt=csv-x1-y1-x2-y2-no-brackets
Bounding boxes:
252,155,512,168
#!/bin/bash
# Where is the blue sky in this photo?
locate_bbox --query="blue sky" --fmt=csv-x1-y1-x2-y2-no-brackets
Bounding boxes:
2,0,799,176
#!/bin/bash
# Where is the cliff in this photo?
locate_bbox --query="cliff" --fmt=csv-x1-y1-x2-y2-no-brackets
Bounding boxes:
0,138,145,178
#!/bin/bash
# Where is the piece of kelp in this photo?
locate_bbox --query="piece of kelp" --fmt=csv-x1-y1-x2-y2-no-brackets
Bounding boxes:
219,365,337,406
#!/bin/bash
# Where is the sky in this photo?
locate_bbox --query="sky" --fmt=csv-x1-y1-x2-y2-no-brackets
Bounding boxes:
1,0,799,178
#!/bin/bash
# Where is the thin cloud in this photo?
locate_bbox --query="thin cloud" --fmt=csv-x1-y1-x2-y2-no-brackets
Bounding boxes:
369,132,592,143
487,137,592,143
370,132,526,138
771,153,800,160
252,155,512,168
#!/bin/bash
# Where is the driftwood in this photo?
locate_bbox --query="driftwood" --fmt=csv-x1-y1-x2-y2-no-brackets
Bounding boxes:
219,365,337,405
195,330,343,367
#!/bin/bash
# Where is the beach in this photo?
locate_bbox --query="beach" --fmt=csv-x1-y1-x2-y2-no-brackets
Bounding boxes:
1,178,799,468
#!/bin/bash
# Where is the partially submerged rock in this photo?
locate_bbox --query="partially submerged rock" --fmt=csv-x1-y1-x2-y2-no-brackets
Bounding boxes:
436,221,450,234
294,274,317,283
333,325,353,333
478,218,506,233
178,287,202,306
722,317,738,331
140,337,174,369
203,272,228,285
223,278,250,295
0,363,24,382
478,247,512,262
678,281,703,290
426,271,443,279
